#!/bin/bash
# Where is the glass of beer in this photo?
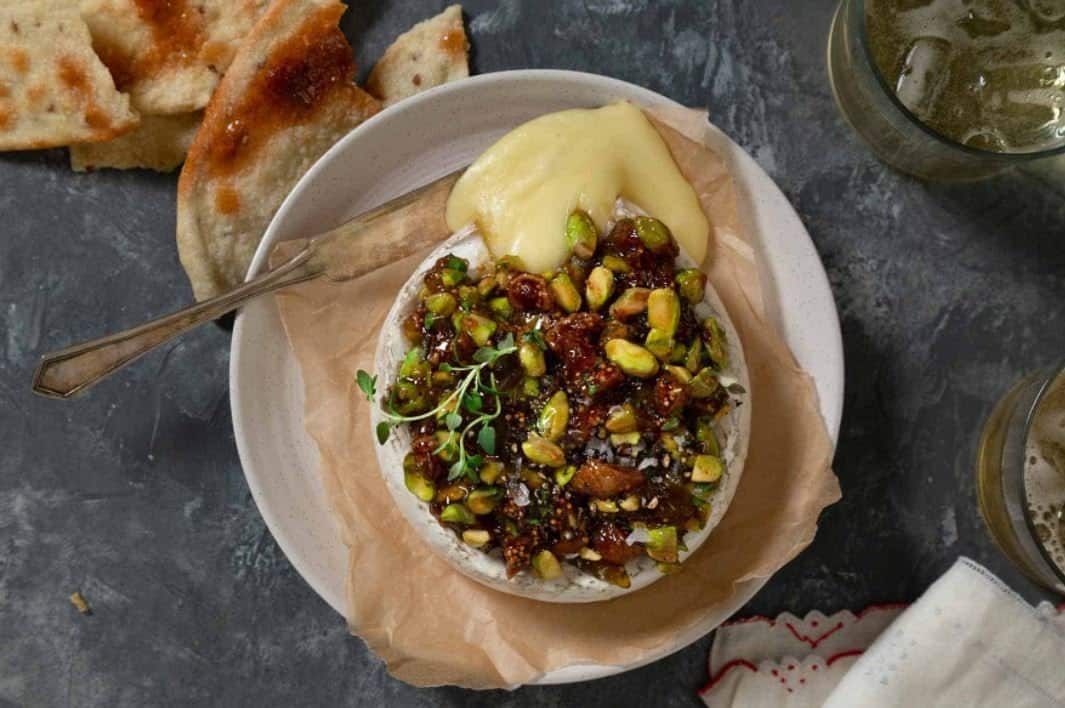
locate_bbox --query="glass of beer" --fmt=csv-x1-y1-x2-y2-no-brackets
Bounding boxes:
976,362,1065,594
828,0,1065,180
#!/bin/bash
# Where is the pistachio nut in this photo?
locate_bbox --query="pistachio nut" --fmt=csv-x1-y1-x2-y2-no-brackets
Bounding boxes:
537,390,570,442
522,433,566,468
605,338,660,378
550,272,582,313
565,210,598,259
585,266,616,311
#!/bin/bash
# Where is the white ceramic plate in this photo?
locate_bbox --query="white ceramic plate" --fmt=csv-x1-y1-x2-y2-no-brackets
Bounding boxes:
230,70,844,684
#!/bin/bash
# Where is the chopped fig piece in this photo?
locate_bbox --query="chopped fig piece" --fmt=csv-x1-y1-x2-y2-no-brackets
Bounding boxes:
507,272,554,311
569,460,646,498
591,522,644,565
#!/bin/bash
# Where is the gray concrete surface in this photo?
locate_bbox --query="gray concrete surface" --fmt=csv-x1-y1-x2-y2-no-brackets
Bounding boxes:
2,0,1063,705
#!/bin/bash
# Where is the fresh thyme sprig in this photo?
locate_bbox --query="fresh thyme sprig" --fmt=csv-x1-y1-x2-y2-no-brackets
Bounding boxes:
356,333,517,483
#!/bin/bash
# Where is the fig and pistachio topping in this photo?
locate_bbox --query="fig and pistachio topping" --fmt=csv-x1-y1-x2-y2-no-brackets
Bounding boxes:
358,212,741,586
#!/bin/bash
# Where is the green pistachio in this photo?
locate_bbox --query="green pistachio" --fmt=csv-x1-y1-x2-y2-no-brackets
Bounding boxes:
702,316,730,370
519,342,546,377
585,266,615,312
645,526,678,563
665,365,693,384
601,254,631,273
398,346,425,378
634,216,673,253
489,296,513,319
685,338,705,374
605,404,638,433
467,488,502,515
696,417,721,456
462,529,491,547
479,459,505,485
440,268,465,287
609,287,651,320
555,465,577,487
462,313,497,346
669,341,688,363
565,210,598,259
648,288,680,336
537,390,570,442
644,328,674,362
440,503,475,525
594,499,620,513
521,376,541,397
520,469,547,489
435,431,460,463
691,455,724,483
457,285,481,309
605,338,660,378
392,381,429,415
431,370,455,387
619,495,641,511
522,433,566,468
424,292,457,316
532,549,563,579
550,272,582,313
477,276,497,298
403,454,436,502
675,268,707,304
435,483,467,504
689,367,720,399
610,432,641,447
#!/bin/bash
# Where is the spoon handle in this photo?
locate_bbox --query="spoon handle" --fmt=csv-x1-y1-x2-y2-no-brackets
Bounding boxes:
32,249,319,399
33,168,463,400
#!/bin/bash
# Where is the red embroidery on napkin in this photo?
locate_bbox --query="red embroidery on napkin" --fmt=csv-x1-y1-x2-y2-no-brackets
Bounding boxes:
784,620,845,648
698,659,758,695
826,649,864,666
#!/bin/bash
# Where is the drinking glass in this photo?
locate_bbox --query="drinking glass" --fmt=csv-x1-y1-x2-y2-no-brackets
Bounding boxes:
976,362,1065,595
827,0,1065,181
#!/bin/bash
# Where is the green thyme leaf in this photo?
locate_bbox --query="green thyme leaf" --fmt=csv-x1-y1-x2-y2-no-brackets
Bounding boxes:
522,329,545,349
477,425,496,455
496,332,515,352
375,421,390,445
463,392,483,413
356,370,377,402
445,412,462,431
448,459,466,481
473,347,496,364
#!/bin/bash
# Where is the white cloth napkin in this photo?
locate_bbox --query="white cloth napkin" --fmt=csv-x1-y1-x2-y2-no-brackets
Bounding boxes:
700,558,1065,707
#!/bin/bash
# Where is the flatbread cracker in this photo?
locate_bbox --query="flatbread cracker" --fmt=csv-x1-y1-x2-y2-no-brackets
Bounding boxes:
366,4,468,107
0,0,137,150
177,0,380,301
80,0,269,115
70,112,201,172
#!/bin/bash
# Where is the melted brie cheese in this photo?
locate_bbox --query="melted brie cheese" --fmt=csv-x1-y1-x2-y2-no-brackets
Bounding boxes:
445,102,709,273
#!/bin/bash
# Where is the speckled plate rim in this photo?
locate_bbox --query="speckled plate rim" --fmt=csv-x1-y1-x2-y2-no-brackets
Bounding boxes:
230,69,844,686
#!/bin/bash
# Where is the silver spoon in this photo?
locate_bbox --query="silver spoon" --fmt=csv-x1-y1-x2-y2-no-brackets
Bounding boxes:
32,169,463,399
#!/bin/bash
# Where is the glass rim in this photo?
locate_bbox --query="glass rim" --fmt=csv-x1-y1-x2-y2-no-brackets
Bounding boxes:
853,0,1065,161
1018,360,1065,588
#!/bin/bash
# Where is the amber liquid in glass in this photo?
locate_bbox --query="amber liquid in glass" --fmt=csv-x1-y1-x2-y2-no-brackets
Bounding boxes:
865,0,1065,153
1025,372,1065,577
